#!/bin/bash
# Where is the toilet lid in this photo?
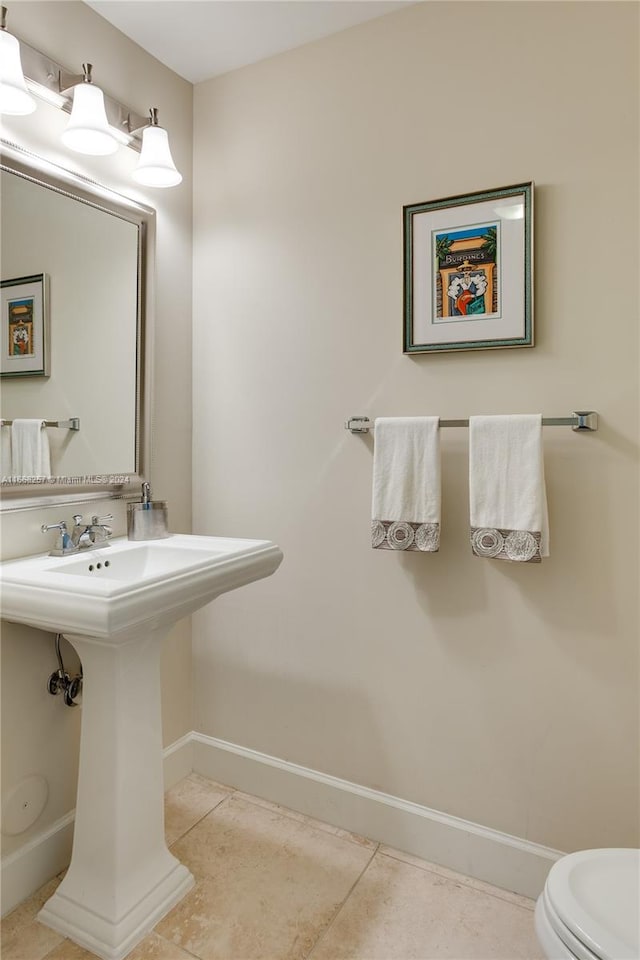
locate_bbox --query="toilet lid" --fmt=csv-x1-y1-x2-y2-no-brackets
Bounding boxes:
546,849,640,960
542,889,604,960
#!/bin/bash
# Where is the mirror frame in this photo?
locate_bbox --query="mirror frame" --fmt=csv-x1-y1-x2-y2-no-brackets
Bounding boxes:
0,140,155,511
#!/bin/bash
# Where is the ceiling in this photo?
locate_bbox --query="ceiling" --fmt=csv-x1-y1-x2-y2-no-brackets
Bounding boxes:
85,1,413,85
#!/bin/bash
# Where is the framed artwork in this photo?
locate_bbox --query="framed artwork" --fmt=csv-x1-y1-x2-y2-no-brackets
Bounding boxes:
403,182,533,354
1,273,49,378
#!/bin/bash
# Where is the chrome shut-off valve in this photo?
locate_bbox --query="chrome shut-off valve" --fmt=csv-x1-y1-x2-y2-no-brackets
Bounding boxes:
48,633,82,707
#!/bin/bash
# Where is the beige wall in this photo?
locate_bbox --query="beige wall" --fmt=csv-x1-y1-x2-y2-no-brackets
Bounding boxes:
0,2,193,858
192,1,639,853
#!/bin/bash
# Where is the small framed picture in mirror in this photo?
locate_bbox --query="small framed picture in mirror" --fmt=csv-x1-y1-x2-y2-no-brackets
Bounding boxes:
1,273,49,378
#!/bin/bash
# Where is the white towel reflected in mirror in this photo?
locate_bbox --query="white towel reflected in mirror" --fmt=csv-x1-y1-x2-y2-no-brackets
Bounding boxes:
11,419,51,477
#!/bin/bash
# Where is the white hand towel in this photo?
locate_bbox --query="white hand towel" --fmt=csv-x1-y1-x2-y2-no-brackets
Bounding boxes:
469,414,549,562
1,427,11,478
11,419,51,477
371,417,441,551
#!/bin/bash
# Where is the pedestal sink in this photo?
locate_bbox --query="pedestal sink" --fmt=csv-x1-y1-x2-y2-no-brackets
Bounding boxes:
0,533,283,960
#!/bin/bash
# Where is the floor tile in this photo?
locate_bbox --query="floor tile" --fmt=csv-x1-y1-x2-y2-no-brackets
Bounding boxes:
157,794,375,959
1,877,61,945
165,773,234,845
2,922,66,960
379,845,536,911
127,933,198,960
309,852,543,960
1,877,65,960
234,792,377,851
41,940,95,959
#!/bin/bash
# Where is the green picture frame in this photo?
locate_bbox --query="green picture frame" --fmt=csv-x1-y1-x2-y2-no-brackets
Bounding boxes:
1,273,50,378
403,182,533,354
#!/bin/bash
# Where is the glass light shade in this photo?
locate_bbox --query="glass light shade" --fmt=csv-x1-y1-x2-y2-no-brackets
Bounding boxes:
0,29,36,115
61,81,118,156
132,125,182,188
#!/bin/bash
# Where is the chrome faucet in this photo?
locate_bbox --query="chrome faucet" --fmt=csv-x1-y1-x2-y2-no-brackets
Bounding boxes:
71,514,113,549
41,520,78,557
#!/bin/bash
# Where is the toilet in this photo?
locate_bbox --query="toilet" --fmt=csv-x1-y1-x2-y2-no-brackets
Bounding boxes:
535,848,639,960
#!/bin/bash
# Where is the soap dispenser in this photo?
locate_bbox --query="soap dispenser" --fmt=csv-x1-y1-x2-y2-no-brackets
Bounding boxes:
127,481,169,541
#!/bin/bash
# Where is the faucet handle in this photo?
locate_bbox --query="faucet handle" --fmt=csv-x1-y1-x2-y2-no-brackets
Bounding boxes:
41,520,67,534
89,515,113,544
41,520,78,556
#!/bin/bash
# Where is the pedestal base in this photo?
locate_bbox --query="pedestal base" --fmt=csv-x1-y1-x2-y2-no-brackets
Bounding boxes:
39,861,194,960
37,627,193,960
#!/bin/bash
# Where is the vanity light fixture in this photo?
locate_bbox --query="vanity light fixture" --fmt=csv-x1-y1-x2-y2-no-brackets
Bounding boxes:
132,108,182,188
0,5,36,115
2,8,182,186
61,63,118,156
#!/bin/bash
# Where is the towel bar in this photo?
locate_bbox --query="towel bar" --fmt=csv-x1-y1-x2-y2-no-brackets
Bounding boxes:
345,412,598,434
0,418,80,431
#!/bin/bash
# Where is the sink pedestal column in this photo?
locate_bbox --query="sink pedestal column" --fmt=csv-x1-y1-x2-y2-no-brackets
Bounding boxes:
38,626,194,960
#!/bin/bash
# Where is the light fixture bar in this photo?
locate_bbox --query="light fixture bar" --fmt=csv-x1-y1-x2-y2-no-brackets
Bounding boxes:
16,37,148,152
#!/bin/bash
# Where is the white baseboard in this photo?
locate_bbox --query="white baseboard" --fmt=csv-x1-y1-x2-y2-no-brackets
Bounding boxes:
192,732,562,901
1,733,195,917
2,730,561,917
163,732,194,790
0,810,74,917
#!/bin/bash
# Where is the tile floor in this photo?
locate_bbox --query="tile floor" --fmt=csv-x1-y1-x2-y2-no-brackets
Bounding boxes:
1,774,543,960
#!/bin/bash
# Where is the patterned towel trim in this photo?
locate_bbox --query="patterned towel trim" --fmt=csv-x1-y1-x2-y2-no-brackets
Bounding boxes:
470,527,542,562
372,520,440,552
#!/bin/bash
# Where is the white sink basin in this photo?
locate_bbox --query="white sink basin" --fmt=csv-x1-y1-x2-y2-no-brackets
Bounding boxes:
0,533,282,641
52,543,226,581
0,532,282,960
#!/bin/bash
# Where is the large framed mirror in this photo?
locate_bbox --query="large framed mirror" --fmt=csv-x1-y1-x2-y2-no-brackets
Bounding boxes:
0,141,154,508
